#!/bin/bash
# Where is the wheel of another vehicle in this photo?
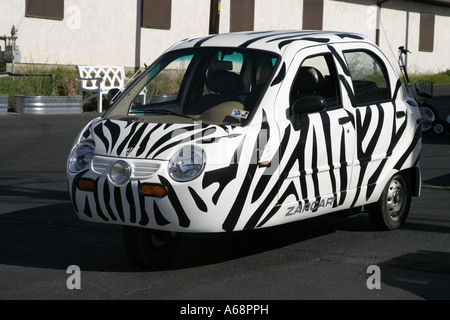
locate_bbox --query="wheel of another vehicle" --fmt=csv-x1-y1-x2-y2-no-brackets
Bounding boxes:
432,119,448,137
367,173,411,231
419,103,439,134
123,226,180,267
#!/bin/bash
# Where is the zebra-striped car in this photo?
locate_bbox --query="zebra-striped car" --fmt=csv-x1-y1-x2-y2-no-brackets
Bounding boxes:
67,30,422,267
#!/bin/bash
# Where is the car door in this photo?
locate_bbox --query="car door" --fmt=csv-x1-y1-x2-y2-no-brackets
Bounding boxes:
274,46,356,213
334,42,407,207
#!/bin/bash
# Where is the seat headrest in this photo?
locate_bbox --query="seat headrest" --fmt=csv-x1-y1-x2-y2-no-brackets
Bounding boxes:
293,67,324,95
206,70,244,95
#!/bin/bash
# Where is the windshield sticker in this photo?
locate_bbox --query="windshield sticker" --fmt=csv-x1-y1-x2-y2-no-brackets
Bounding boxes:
231,109,249,119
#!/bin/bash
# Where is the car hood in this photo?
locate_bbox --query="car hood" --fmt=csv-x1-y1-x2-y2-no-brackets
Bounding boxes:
84,118,246,162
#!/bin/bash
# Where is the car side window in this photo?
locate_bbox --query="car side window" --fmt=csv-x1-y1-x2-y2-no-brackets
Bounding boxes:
290,54,341,110
343,50,390,106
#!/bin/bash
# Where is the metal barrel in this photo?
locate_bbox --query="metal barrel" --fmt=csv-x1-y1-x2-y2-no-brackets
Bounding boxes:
0,96,8,115
14,95,83,114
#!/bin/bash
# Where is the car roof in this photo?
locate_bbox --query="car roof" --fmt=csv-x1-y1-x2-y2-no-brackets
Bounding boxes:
169,30,372,54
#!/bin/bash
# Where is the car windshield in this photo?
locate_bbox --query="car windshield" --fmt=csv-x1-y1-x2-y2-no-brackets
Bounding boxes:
105,47,279,126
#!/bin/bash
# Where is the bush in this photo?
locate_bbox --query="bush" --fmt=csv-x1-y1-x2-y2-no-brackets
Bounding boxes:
410,70,450,85
0,65,79,108
52,67,79,96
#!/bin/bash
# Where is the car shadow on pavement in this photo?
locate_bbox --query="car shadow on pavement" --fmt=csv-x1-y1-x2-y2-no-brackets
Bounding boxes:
0,203,132,272
2,201,448,277
422,133,450,145
423,173,450,188
378,250,450,300
0,202,338,272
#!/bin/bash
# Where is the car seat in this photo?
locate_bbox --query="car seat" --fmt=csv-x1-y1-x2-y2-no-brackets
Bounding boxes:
194,70,245,114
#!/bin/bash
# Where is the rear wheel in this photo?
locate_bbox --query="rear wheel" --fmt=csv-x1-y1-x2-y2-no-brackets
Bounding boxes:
367,174,411,230
123,226,180,267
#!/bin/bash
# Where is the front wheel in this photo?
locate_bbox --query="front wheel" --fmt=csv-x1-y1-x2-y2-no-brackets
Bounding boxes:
123,226,180,267
367,174,411,230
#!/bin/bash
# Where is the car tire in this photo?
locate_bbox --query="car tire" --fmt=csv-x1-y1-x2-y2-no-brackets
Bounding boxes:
419,103,439,134
432,119,447,137
123,226,180,267
367,173,411,231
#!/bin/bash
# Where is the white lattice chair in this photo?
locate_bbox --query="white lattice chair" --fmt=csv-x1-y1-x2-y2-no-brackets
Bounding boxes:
76,66,145,112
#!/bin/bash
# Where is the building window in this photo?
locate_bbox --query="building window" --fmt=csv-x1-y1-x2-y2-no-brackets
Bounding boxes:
419,13,435,52
25,0,64,20
230,0,254,32
142,0,172,29
209,0,221,34
302,0,323,30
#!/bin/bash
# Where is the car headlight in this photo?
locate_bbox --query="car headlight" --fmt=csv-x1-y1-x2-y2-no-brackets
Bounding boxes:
68,140,95,173
168,146,205,182
109,160,131,185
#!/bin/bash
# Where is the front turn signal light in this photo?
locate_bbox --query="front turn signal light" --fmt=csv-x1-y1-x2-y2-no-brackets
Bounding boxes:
140,183,167,198
77,178,95,192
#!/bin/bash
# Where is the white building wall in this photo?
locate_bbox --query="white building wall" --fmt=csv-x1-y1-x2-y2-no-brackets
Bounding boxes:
0,0,210,68
0,0,138,66
218,0,231,34
253,0,303,30
322,0,450,75
377,4,410,68
381,0,450,74
139,0,210,66
0,0,448,73
323,0,377,41
433,13,450,74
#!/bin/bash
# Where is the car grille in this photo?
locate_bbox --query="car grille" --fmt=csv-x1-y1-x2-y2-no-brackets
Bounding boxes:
92,155,161,179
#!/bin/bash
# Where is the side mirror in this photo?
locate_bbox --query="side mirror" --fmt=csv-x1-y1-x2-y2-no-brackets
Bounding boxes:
291,95,327,131
291,95,327,116
108,88,121,103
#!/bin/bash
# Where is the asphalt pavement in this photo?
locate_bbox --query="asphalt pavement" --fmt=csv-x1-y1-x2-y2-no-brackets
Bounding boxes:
424,84,450,122
0,105,449,305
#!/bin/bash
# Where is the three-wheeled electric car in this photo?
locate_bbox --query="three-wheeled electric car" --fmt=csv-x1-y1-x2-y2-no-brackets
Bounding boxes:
67,31,422,267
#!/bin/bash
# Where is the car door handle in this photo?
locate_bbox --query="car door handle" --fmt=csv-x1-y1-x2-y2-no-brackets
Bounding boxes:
396,111,406,118
338,116,351,125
